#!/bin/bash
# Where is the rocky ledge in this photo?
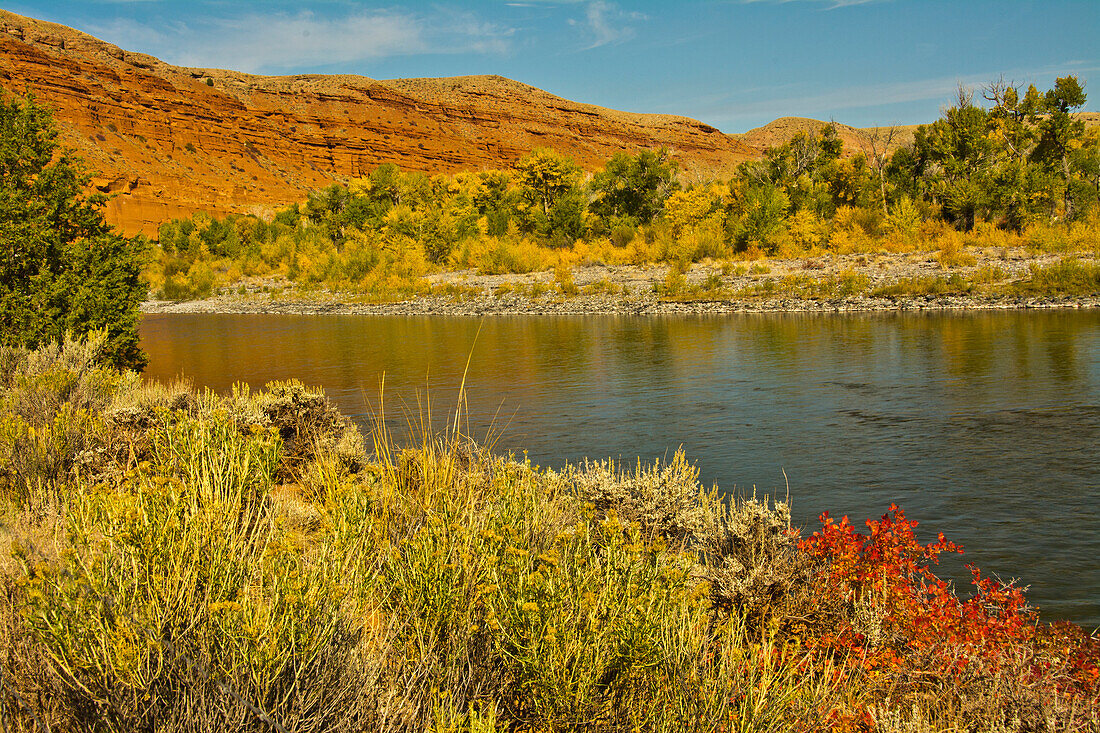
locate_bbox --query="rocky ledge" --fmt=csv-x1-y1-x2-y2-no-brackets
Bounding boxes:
141,292,1099,317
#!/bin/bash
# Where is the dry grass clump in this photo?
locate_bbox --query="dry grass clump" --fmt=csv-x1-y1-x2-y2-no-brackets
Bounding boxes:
0,334,362,510
227,379,364,481
1005,257,1100,297
569,457,810,626
0,332,125,504
569,450,707,545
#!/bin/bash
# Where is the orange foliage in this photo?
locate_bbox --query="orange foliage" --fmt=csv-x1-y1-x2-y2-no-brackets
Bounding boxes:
797,505,1099,724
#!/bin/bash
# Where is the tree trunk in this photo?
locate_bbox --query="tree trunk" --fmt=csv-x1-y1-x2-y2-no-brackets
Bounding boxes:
1062,155,1074,220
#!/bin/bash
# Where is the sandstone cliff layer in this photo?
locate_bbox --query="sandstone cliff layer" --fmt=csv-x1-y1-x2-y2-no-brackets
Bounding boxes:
1,10,759,235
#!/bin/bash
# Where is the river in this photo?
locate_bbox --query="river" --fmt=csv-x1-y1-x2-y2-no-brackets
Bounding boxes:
139,310,1100,628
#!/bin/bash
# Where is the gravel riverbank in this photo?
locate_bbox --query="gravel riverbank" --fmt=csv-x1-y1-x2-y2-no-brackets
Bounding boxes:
141,251,1100,316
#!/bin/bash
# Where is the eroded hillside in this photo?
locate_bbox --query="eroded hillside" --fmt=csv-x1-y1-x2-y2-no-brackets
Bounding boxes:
0,10,758,234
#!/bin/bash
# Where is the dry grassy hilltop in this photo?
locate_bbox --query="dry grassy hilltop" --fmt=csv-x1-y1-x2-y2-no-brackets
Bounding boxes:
1,10,761,235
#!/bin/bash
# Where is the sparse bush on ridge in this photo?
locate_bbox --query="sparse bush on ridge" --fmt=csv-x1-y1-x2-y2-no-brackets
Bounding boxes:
1,336,1097,731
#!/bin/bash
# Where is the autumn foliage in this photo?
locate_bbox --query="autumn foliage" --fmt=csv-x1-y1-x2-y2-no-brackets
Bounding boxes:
796,505,1099,729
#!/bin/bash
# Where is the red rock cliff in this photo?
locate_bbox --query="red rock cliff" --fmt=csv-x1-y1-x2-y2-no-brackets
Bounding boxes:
0,10,757,235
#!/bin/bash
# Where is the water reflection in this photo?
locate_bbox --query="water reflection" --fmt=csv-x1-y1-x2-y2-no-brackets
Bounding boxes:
140,311,1100,627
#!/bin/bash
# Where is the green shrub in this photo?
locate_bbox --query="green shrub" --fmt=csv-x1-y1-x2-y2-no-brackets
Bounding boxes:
732,184,789,252
158,261,216,301
609,221,637,248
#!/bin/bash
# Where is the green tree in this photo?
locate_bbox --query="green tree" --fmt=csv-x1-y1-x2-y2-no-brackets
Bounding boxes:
366,163,404,207
0,95,147,369
1071,128,1100,214
747,123,845,216
762,124,842,186
1031,76,1087,218
515,149,586,243
978,80,1052,229
473,170,517,236
890,78,1089,229
983,79,1041,163
589,147,680,226
516,148,582,218
908,88,996,229
727,182,789,251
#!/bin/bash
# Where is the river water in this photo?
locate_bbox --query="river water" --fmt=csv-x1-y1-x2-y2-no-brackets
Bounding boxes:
139,311,1100,627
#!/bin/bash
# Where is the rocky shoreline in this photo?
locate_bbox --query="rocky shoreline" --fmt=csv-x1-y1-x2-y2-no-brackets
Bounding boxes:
141,292,1100,317
141,253,1100,317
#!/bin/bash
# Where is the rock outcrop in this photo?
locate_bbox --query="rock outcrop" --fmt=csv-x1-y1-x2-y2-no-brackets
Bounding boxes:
0,10,758,235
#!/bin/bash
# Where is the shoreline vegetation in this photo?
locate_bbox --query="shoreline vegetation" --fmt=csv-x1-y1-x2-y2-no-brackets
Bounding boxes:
141,253,1100,316
140,77,1100,318
141,170,1100,316
2,334,1098,731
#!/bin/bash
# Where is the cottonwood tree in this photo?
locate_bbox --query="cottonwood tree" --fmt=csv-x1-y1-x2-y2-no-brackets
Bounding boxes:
515,149,586,244
907,87,997,229
983,77,1041,162
472,170,517,236
589,147,680,227
1031,76,1087,219
858,125,900,216
516,148,582,218
890,76,1089,229
742,123,846,216
1072,129,1100,210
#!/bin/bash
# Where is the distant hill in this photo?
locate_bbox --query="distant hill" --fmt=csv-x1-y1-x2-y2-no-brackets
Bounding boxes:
736,113,1100,162
735,117,920,158
1,10,763,234
4,10,1094,236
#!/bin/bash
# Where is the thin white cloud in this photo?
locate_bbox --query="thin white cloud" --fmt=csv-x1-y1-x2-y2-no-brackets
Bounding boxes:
731,75,989,117
567,0,646,50
89,17,176,51
88,8,512,73
738,0,884,8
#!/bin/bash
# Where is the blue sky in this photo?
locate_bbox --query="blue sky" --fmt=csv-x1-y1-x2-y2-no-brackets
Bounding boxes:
8,0,1099,132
